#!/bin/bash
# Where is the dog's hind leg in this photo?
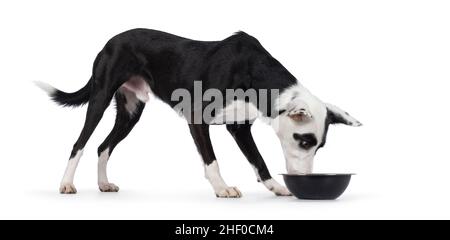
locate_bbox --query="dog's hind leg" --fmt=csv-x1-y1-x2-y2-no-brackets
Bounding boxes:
59,46,148,194
189,124,242,198
96,87,146,192
226,123,291,196
60,89,114,194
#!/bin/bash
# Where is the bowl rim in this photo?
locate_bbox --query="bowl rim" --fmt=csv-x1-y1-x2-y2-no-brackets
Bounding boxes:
280,173,355,177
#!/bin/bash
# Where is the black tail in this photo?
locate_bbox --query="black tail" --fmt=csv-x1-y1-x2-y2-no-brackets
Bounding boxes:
36,77,92,107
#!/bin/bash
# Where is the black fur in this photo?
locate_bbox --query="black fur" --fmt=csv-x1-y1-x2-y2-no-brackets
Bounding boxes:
97,91,145,157
327,107,352,125
52,77,91,107
316,108,356,152
227,123,272,182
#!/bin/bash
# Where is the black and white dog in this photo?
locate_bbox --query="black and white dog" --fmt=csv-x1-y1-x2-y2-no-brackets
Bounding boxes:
37,29,361,198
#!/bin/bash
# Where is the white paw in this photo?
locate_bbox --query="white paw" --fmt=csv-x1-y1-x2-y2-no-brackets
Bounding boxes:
352,121,363,127
60,183,77,194
99,183,120,192
272,186,292,196
263,179,292,196
215,186,242,198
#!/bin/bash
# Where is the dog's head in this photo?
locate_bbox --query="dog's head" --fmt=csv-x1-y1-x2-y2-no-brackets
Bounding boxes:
272,85,362,174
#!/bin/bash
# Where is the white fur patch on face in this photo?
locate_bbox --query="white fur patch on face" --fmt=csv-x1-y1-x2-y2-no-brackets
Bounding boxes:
211,100,260,124
282,148,314,174
60,149,83,194
272,84,327,174
204,161,242,198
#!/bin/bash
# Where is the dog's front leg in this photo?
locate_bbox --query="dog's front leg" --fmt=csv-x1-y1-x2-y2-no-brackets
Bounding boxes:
227,123,291,196
189,124,242,198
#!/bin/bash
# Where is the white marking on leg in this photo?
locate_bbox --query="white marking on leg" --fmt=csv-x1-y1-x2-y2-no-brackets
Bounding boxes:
263,178,292,196
204,161,242,198
60,149,83,194
98,148,110,184
204,161,227,190
98,148,119,192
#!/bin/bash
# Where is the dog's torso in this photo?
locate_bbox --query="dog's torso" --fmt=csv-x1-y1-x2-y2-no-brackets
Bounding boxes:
100,29,296,118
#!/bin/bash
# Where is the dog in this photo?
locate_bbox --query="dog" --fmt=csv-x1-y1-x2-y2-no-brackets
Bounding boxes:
36,29,361,198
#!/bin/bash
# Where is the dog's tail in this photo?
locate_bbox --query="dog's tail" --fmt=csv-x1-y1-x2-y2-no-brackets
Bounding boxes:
35,77,92,107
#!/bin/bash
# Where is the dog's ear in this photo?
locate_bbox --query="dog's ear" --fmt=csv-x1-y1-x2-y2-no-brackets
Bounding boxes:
326,103,362,126
285,99,313,122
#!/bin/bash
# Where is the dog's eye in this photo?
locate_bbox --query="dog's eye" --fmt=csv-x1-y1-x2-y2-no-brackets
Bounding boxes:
300,141,311,149
293,133,318,150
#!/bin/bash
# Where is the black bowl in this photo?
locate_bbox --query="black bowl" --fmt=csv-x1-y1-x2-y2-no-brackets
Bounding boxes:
282,174,354,200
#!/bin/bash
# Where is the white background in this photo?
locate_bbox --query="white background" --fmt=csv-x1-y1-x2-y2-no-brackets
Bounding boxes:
0,0,449,220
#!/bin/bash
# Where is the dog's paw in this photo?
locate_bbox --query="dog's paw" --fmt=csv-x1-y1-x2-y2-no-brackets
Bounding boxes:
60,183,77,194
99,183,120,192
215,186,242,198
273,186,292,196
263,179,292,196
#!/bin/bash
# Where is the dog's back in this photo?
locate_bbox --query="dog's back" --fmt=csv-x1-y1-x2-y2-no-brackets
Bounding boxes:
103,29,272,106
